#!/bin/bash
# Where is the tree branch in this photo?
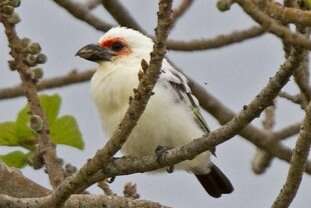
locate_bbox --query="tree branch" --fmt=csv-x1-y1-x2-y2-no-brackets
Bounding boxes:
0,162,171,208
0,69,95,100
271,103,311,208
100,0,145,33
251,103,276,174
84,0,101,10
53,0,114,31
0,194,172,208
0,162,50,198
0,10,64,188
234,0,311,50
273,122,301,140
187,51,311,175
170,0,194,29
166,26,265,51
264,0,311,27
53,0,266,51
279,91,303,106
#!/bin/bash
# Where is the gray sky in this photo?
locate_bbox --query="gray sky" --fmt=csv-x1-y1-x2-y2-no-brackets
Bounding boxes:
0,0,310,207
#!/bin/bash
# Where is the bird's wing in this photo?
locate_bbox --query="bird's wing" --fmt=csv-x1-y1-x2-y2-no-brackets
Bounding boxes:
159,60,210,134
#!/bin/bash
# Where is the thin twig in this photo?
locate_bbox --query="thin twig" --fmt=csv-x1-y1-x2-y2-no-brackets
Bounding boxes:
273,122,301,140
272,102,311,208
279,91,302,106
53,0,265,51
170,0,194,29
98,180,115,196
84,0,101,10
291,22,311,106
53,0,113,31
101,0,145,33
234,0,311,50
166,26,265,51
251,103,276,174
293,50,311,102
0,69,95,100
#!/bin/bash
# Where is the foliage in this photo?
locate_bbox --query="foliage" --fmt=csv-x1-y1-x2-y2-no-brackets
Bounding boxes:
0,94,84,168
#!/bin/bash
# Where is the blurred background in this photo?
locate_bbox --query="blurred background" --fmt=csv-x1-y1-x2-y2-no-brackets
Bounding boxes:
0,0,309,207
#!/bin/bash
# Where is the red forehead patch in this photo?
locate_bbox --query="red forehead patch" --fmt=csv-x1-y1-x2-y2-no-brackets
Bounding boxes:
99,37,124,48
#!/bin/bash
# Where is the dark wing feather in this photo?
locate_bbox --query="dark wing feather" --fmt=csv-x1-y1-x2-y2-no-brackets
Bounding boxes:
159,60,210,134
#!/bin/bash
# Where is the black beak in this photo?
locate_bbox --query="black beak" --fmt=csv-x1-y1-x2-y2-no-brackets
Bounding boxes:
76,44,114,62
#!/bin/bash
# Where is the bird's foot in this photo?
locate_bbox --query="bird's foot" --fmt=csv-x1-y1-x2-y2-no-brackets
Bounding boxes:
155,145,174,173
106,156,124,183
155,145,171,162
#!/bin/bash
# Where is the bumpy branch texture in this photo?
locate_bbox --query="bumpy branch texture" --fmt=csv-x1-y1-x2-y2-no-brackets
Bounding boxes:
0,162,50,198
0,12,65,188
0,162,171,208
0,194,171,208
272,103,311,208
234,0,311,49
264,0,311,26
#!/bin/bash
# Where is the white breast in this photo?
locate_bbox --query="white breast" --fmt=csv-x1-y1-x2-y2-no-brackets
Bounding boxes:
90,61,211,173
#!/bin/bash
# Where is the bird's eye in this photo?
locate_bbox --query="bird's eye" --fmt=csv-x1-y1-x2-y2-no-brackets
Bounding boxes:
111,41,124,51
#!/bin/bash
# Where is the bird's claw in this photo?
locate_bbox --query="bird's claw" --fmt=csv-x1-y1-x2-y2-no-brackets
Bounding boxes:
155,145,174,173
106,157,123,183
155,145,170,162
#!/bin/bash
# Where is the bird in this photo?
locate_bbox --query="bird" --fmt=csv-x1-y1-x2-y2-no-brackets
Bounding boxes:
76,27,234,198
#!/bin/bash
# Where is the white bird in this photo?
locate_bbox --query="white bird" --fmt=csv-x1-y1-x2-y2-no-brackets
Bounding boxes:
76,27,233,198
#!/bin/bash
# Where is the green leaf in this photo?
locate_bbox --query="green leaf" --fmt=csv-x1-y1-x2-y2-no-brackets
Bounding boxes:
15,94,61,141
50,115,84,150
39,94,61,125
0,122,18,146
15,107,35,142
0,151,28,168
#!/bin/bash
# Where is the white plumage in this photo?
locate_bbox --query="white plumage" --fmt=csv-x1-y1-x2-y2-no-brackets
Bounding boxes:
77,27,233,197
90,27,211,174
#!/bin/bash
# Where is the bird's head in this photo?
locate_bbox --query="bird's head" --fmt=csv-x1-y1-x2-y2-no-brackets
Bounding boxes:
76,27,153,65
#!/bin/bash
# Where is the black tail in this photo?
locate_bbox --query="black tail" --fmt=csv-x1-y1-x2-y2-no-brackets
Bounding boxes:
195,164,234,198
